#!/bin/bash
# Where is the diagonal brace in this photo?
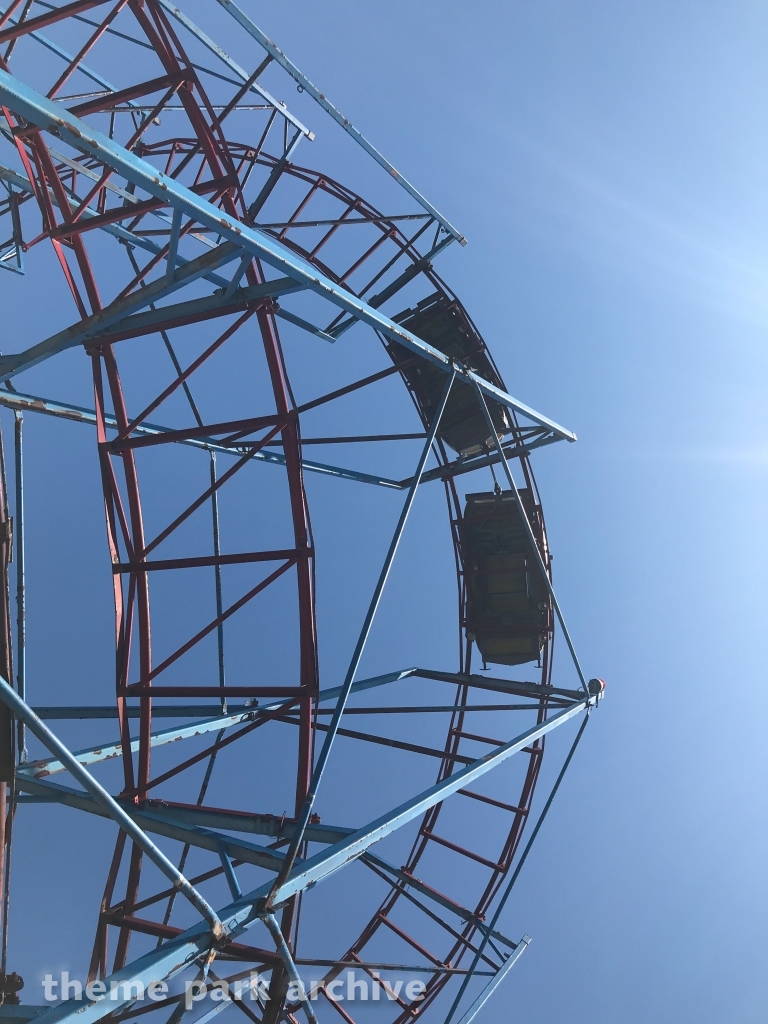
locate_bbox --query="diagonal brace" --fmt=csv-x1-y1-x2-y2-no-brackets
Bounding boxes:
267,368,457,900
0,675,225,937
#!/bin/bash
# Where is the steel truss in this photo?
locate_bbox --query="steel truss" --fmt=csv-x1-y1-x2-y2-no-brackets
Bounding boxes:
0,4,602,1023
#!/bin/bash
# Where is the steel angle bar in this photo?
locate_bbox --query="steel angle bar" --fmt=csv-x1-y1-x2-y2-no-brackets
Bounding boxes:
165,208,182,284
31,705,253,718
314,667,417,703
29,670,417,720
472,381,589,693
0,136,229,253
155,0,313,140
314,703,554,714
409,432,563,487
274,306,336,343
0,162,231,288
16,773,353,847
0,240,248,374
453,937,531,1024
13,775,288,873
122,804,353,846
224,254,253,298
413,667,587,702
17,706,262,778
278,711,477,764
43,145,156,207
0,72,576,442
14,411,25,760
270,369,457,897
0,677,225,937
0,180,23,274
89,278,304,342
0,388,405,489
181,991,232,1024
0,163,36,196
262,914,318,1024
21,668,419,773
211,0,465,245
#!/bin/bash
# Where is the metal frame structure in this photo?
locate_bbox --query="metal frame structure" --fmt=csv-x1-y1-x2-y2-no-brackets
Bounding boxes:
0,4,603,1023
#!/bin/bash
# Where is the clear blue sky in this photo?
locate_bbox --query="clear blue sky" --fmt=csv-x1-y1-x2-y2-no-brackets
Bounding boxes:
1,2,767,1022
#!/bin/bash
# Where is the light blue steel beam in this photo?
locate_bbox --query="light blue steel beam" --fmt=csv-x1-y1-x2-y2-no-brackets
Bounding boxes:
48,271,338,346
17,705,261,779
0,376,561,491
109,802,354,846
410,432,563,487
263,913,318,1024
0,162,231,290
16,773,353,850
210,0,466,246
29,695,594,1024
0,239,249,375
27,669,417,719
181,989,233,1024
0,71,576,442
1,111,245,251
13,411,25,759
30,705,252,718
0,677,225,937
413,667,585,701
0,387,405,489
20,668,418,776
0,179,23,274
81,277,304,341
0,136,230,253
151,0,313,141
14,775,289,872
218,847,242,899
453,936,531,1024
274,306,336,343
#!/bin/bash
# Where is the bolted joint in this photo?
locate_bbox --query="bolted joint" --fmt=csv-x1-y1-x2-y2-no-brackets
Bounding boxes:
257,296,280,316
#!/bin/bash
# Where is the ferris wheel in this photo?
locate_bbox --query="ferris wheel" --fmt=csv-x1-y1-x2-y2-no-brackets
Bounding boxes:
0,4,604,1023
